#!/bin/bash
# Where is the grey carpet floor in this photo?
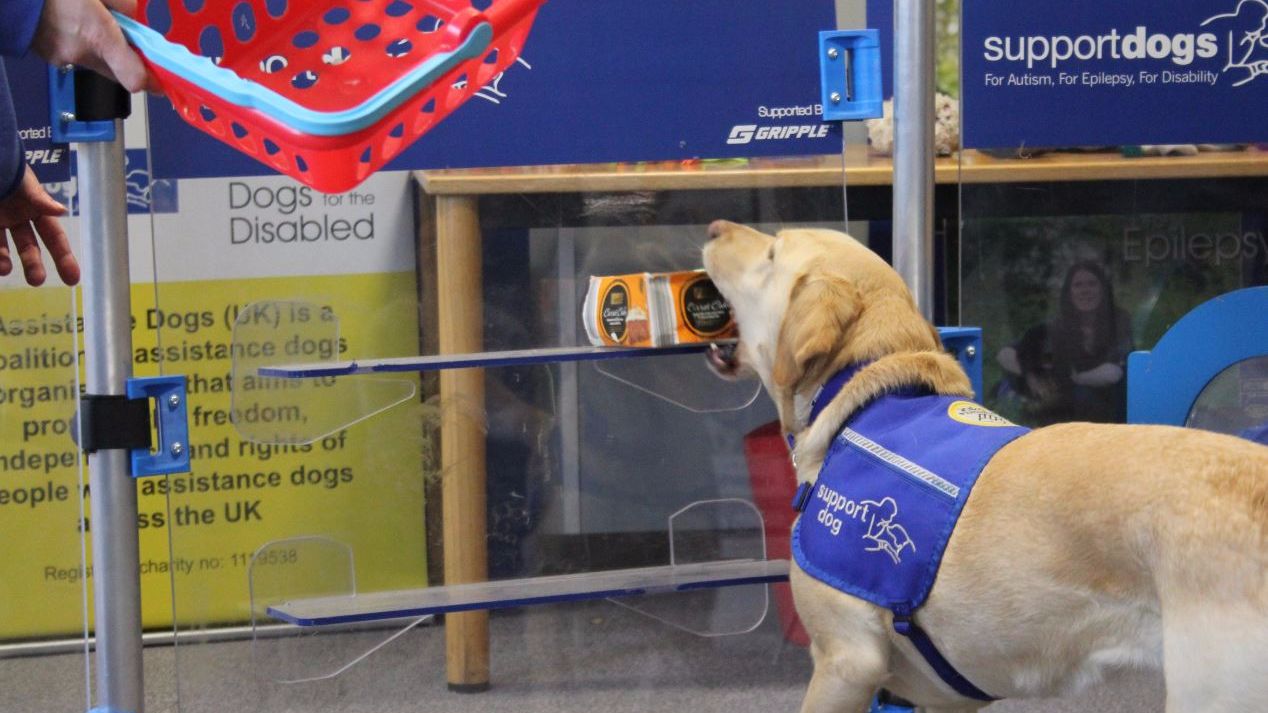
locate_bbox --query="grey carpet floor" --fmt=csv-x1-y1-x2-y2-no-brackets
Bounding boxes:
0,600,1164,712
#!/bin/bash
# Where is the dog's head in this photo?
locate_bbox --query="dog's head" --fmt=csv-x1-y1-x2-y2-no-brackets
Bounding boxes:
702,221,947,428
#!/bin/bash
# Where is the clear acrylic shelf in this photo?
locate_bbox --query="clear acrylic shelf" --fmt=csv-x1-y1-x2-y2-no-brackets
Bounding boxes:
266,558,791,627
257,342,734,378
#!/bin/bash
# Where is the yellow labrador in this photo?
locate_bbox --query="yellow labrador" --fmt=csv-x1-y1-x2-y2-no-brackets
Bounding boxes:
702,221,1268,713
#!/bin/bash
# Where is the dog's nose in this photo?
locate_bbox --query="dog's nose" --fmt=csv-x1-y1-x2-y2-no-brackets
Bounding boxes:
707,220,733,241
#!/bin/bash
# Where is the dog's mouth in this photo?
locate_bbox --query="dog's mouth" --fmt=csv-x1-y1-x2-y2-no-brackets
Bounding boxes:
706,339,743,379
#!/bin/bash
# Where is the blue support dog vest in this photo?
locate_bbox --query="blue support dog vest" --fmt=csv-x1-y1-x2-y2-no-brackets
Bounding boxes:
791,367,1029,701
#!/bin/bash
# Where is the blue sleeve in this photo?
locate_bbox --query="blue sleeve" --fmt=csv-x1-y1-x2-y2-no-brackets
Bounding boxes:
0,0,46,56
0,61,25,200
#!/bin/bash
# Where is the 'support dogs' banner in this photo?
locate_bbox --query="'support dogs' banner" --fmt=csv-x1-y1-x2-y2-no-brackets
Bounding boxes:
960,0,1268,148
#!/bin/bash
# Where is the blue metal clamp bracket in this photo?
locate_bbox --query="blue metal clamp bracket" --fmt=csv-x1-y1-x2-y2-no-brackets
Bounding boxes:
48,65,117,143
819,30,883,122
936,326,984,401
125,376,191,477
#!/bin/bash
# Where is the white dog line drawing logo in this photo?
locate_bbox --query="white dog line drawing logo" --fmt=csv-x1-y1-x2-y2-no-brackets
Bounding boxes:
860,497,916,565
1203,0,1268,86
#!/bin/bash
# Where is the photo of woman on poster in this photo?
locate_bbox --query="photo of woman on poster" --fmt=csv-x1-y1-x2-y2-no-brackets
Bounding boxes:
996,260,1135,425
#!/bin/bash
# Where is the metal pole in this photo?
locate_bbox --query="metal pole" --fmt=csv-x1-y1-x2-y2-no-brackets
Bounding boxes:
79,125,145,713
892,0,936,320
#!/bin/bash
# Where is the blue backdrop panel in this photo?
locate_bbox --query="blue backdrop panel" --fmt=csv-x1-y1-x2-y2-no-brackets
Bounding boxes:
962,0,1268,148
865,0,893,99
8,57,71,184
147,0,840,180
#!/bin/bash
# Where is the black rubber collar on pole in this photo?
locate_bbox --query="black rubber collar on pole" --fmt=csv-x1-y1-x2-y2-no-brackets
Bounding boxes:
73,69,131,121
78,395,151,453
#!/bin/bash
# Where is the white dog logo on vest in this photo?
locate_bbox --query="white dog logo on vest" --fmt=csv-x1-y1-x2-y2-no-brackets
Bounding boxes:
860,497,916,564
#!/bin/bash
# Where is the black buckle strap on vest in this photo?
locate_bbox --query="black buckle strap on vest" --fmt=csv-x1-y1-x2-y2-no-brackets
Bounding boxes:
77,394,152,453
891,611,997,702
791,481,814,512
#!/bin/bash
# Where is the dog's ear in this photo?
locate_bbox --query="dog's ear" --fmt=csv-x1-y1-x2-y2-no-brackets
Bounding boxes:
773,273,860,391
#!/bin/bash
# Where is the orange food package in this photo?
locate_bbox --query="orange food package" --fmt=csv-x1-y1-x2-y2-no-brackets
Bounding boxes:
583,270,736,347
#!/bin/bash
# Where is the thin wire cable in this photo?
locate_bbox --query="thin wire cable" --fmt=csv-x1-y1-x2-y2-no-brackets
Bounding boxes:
71,286,92,713
842,133,851,228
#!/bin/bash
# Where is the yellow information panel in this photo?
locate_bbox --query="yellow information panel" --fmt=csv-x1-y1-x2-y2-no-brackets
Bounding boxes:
0,272,427,638
0,285,87,641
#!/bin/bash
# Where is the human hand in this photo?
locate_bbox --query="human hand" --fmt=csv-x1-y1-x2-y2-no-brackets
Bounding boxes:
31,0,153,93
996,346,1022,376
0,166,79,286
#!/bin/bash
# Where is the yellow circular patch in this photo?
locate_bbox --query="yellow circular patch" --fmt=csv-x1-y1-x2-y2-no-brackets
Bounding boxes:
946,400,1016,427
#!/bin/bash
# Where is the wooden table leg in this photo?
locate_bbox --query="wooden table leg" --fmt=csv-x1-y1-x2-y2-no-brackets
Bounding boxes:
435,195,490,692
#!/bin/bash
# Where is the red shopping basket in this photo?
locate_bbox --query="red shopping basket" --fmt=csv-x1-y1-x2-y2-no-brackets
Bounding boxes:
743,420,809,646
125,0,545,193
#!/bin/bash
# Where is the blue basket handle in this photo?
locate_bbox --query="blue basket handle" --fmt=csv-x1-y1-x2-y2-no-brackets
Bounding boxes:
113,11,493,137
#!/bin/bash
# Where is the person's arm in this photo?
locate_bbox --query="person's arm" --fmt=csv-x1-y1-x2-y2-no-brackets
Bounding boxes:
1,0,150,91
0,61,77,285
0,62,23,201
1070,362,1123,387
1070,313,1133,387
1075,310,1136,385
31,0,150,92
0,0,154,286
996,345,1022,375
998,323,1045,376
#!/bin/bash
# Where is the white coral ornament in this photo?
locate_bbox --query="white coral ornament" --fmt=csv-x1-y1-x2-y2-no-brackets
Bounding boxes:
865,94,959,157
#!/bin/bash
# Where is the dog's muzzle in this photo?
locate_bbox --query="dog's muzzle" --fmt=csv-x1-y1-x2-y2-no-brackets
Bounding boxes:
706,340,741,378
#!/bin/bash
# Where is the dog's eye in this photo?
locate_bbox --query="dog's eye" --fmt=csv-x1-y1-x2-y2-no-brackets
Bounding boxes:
766,246,775,261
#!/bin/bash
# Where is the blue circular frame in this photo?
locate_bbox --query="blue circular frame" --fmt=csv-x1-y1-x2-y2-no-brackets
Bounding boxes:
1127,286,1268,426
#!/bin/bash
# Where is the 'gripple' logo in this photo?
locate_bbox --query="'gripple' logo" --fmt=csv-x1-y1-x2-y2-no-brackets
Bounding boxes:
726,124,830,145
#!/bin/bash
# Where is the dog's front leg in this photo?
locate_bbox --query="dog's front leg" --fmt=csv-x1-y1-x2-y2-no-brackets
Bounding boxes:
800,650,888,713
793,568,890,713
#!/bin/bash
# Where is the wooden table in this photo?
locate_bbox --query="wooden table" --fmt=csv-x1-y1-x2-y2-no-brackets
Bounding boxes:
415,146,1268,690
